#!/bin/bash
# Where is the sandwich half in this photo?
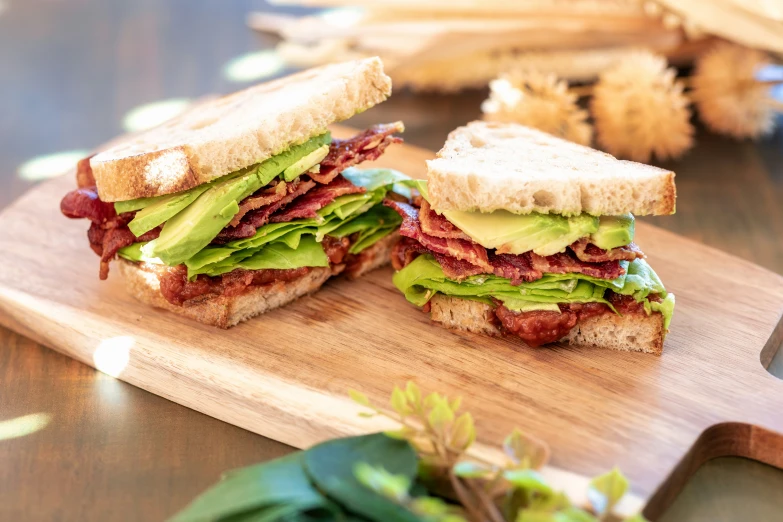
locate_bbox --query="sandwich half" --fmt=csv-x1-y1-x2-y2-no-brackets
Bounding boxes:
60,58,410,328
386,121,676,354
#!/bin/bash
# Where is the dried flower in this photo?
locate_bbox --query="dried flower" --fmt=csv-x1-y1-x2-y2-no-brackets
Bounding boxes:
591,51,693,162
482,70,592,146
692,43,777,139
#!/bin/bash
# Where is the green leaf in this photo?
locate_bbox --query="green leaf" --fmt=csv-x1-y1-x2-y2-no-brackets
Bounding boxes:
449,397,463,414
427,400,454,438
503,469,553,498
449,413,476,451
452,461,493,479
504,429,549,469
349,389,371,407
303,433,420,522
167,453,335,522
383,426,417,440
391,386,412,417
405,382,422,411
515,510,557,522
358,412,376,418
554,507,599,522
587,468,629,517
354,462,411,502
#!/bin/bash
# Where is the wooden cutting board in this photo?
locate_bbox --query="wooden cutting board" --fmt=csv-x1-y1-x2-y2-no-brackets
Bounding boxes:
1,128,782,518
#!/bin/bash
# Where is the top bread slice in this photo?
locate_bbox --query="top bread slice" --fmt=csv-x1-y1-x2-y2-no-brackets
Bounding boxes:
426,121,676,216
91,58,392,202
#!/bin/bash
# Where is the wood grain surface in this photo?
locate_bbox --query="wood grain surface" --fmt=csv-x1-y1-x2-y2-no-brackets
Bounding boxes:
2,2,783,521
1,130,782,518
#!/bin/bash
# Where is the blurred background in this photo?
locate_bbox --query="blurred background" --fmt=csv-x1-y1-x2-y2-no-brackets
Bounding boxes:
2,0,783,520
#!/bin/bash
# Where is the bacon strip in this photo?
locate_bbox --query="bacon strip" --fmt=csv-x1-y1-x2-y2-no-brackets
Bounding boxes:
570,238,644,263
270,175,365,223
230,181,287,227
214,180,316,243
386,199,626,283
419,200,473,241
385,200,492,270
312,122,404,184
61,186,117,224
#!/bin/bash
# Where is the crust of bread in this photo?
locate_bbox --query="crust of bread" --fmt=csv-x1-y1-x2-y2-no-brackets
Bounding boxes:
116,234,396,328
426,121,676,216
429,294,665,355
92,58,392,202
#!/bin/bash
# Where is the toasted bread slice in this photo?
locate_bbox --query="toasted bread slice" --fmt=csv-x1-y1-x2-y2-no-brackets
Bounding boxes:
92,58,392,202
426,121,676,216
429,294,665,355
117,234,398,328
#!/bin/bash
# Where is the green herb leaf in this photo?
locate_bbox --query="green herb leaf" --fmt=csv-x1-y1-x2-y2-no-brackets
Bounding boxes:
449,397,463,414
354,462,411,502
503,469,554,498
349,389,371,407
587,467,629,517
427,400,455,438
449,413,476,452
504,429,550,469
452,461,493,479
167,453,335,522
303,433,420,522
405,382,422,411
391,386,412,417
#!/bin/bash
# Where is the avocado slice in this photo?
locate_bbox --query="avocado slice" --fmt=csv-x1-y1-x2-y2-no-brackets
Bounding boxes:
143,132,333,266
441,209,572,254
592,214,635,250
532,214,599,256
282,144,330,182
127,183,214,237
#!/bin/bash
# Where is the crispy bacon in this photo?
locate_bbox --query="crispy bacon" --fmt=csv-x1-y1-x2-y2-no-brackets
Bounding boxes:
419,200,473,241
387,198,626,282
270,175,365,223
385,200,492,270
570,238,644,263
488,253,543,284
312,122,404,184
214,180,317,243
76,155,97,188
529,251,625,279
61,186,117,224
87,223,160,280
230,181,287,227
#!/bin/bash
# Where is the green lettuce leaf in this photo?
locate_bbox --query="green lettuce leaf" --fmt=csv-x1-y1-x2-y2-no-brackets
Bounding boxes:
393,255,674,328
238,236,329,271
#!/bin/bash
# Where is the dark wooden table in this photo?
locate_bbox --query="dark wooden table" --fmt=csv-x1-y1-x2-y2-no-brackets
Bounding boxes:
1,1,782,521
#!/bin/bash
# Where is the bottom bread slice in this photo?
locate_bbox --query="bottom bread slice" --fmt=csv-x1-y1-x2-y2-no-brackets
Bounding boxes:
116,233,399,329
118,259,336,328
429,294,665,355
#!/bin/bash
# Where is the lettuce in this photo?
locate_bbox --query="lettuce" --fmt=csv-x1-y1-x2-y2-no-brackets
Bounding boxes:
118,168,409,279
393,255,674,329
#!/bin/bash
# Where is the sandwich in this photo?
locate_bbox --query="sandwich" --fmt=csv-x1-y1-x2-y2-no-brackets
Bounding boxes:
385,121,676,354
60,58,410,328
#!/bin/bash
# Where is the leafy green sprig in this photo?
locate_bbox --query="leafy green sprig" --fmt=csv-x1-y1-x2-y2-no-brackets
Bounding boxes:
349,382,647,522
169,382,648,522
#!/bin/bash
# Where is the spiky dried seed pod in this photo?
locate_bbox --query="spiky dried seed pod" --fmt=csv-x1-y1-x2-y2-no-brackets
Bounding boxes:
692,43,776,139
481,70,592,146
591,51,693,163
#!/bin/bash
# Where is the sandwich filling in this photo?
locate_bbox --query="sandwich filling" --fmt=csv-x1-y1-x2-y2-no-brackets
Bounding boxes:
386,181,674,347
61,124,409,306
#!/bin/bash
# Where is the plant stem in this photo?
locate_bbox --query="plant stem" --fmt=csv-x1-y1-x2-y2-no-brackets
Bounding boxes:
449,472,485,522
465,478,506,522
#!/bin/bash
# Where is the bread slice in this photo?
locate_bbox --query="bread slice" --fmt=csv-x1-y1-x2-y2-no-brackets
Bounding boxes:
92,58,392,202
429,294,665,355
426,121,676,216
116,233,397,328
